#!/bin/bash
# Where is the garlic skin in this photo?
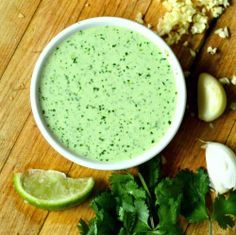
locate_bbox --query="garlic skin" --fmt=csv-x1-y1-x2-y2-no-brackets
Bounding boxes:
205,142,236,194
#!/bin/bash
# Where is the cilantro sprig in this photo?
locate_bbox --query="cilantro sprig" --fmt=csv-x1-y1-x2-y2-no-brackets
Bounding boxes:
176,169,210,223
212,192,236,229
78,156,236,235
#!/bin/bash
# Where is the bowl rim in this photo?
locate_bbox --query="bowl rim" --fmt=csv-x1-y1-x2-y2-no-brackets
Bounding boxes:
30,16,186,170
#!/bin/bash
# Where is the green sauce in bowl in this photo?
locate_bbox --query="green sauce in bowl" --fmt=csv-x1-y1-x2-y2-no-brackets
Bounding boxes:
39,25,177,162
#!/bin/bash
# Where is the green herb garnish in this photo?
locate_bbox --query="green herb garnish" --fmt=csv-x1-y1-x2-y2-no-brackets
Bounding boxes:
78,156,236,235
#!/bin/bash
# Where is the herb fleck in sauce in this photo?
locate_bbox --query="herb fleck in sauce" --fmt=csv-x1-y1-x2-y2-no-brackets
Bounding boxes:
39,26,177,162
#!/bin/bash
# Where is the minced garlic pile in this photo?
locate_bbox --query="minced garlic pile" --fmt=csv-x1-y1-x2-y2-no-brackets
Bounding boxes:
157,0,230,45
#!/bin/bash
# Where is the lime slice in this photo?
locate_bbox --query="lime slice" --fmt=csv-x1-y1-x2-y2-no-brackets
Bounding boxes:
13,169,95,210
198,73,227,122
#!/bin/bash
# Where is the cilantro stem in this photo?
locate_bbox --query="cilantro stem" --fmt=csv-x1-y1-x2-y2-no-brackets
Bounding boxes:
209,219,213,235
138,172,156,229
150,216,155,230
138,172,151,198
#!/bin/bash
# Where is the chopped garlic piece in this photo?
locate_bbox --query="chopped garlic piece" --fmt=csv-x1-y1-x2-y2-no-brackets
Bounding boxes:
201,8,207,14
215,27,230,38
189,48,196,57
183,41,189,47
147,23,152,29
135,12,144,24
212,6,224,18
207,46,217,55
231,75,236,85
219,77,230,85
18,13,25,18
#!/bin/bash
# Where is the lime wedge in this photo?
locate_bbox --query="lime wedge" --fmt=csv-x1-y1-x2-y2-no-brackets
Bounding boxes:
13,169,95,210
198,73,227,122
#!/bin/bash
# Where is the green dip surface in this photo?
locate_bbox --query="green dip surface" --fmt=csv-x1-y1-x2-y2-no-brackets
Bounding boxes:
39,26,177,162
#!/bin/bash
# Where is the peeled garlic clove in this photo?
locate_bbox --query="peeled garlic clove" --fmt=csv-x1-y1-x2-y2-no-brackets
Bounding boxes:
205,142,236,194
198,73,227,122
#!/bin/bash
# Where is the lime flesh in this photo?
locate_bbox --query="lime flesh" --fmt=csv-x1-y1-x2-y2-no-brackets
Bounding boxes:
198,73,227,122
13,169,95,210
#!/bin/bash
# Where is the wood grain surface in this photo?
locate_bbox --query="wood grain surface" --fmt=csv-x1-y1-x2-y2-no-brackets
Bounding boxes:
0,0,235,234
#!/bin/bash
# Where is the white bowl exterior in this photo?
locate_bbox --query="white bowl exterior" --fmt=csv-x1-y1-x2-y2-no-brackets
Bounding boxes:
30,17,186,170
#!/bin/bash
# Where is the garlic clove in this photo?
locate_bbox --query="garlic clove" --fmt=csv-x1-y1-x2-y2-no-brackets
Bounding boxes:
205,142,236,194
198,73,227,122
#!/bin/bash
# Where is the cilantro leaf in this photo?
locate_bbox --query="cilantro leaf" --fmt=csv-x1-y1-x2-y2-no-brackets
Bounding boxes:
212,191,236,229
77,219,89,235
132,200,151,232
90,191,119,234
109,174,150,234
177,169,209,223
91,191,116,213
139,156,162,194
109,174,146,201
155,178,183,235
79,191,119,235
118,228,126,235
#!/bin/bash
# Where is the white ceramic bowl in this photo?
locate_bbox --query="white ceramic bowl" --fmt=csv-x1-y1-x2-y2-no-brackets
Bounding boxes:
30,17,186,170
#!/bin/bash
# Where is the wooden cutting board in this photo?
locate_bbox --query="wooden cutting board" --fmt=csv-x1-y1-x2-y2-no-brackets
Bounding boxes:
0,0,235,234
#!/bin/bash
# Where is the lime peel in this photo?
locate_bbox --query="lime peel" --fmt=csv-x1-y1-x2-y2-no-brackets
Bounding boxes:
13,169,95,210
